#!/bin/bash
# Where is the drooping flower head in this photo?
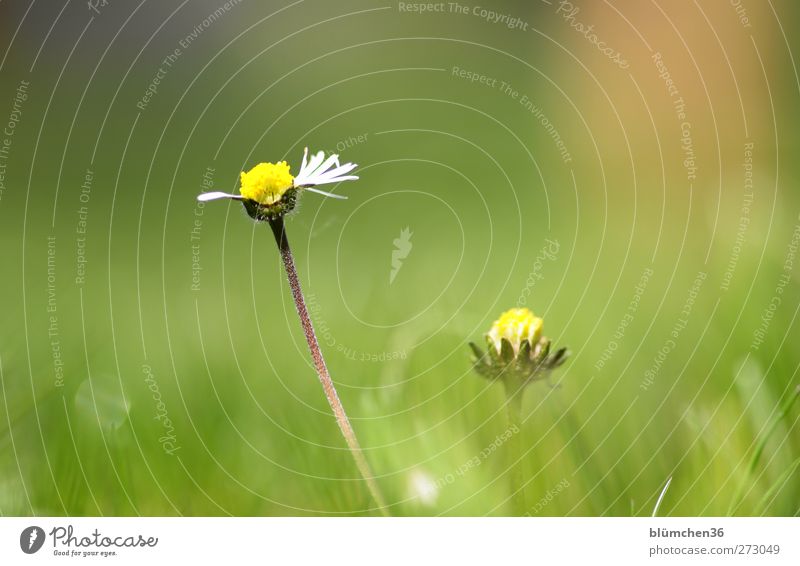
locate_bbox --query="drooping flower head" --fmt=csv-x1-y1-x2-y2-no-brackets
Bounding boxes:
197,148,358,220
487,308,543,356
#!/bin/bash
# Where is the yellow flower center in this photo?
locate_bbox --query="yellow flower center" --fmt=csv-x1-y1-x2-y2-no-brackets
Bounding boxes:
488,307,543,355
239,161,295,205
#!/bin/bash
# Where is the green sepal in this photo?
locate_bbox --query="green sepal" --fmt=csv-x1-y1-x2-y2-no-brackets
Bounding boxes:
241,188,299,221
532,337,550,364
500,338,515,364
469,342,499,380
518,339,532,362
471,331,569,387
548,347,568,369
485,335,501,364
469,342,485,364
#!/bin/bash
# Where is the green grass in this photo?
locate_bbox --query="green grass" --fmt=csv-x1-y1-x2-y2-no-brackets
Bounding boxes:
2,200,798,516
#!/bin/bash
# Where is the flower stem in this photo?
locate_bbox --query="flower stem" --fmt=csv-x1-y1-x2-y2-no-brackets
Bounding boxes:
504,381,526,516
268,216,389,516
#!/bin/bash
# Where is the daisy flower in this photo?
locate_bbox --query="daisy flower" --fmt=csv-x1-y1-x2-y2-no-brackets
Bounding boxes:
471,307,567,383
194,146,387,514
469,307,569,516
197,148,357,220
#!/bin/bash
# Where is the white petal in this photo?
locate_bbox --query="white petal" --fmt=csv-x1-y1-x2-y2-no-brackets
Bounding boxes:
295,172,359,187
313,153,340,176
197,191,242,202
300,147,309,172
298,153,340,185
315,175,359,186
304,186,348,199
294,148,359,189
311,162,358,184
299,150,325,179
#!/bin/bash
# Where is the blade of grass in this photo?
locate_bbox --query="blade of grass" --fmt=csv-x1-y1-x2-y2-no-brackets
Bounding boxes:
754,454,800,515
728,385,800,515
651,476,672,517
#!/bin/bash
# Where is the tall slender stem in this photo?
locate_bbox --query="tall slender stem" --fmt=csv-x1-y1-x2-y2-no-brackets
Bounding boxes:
268,216,389,515
504,381,526,516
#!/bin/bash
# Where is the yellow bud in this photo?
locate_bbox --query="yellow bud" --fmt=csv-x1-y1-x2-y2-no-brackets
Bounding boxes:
487,307,543,356
239,161,294,205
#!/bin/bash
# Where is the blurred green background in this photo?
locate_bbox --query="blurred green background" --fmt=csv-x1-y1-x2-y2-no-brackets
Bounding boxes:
1,0,799,516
